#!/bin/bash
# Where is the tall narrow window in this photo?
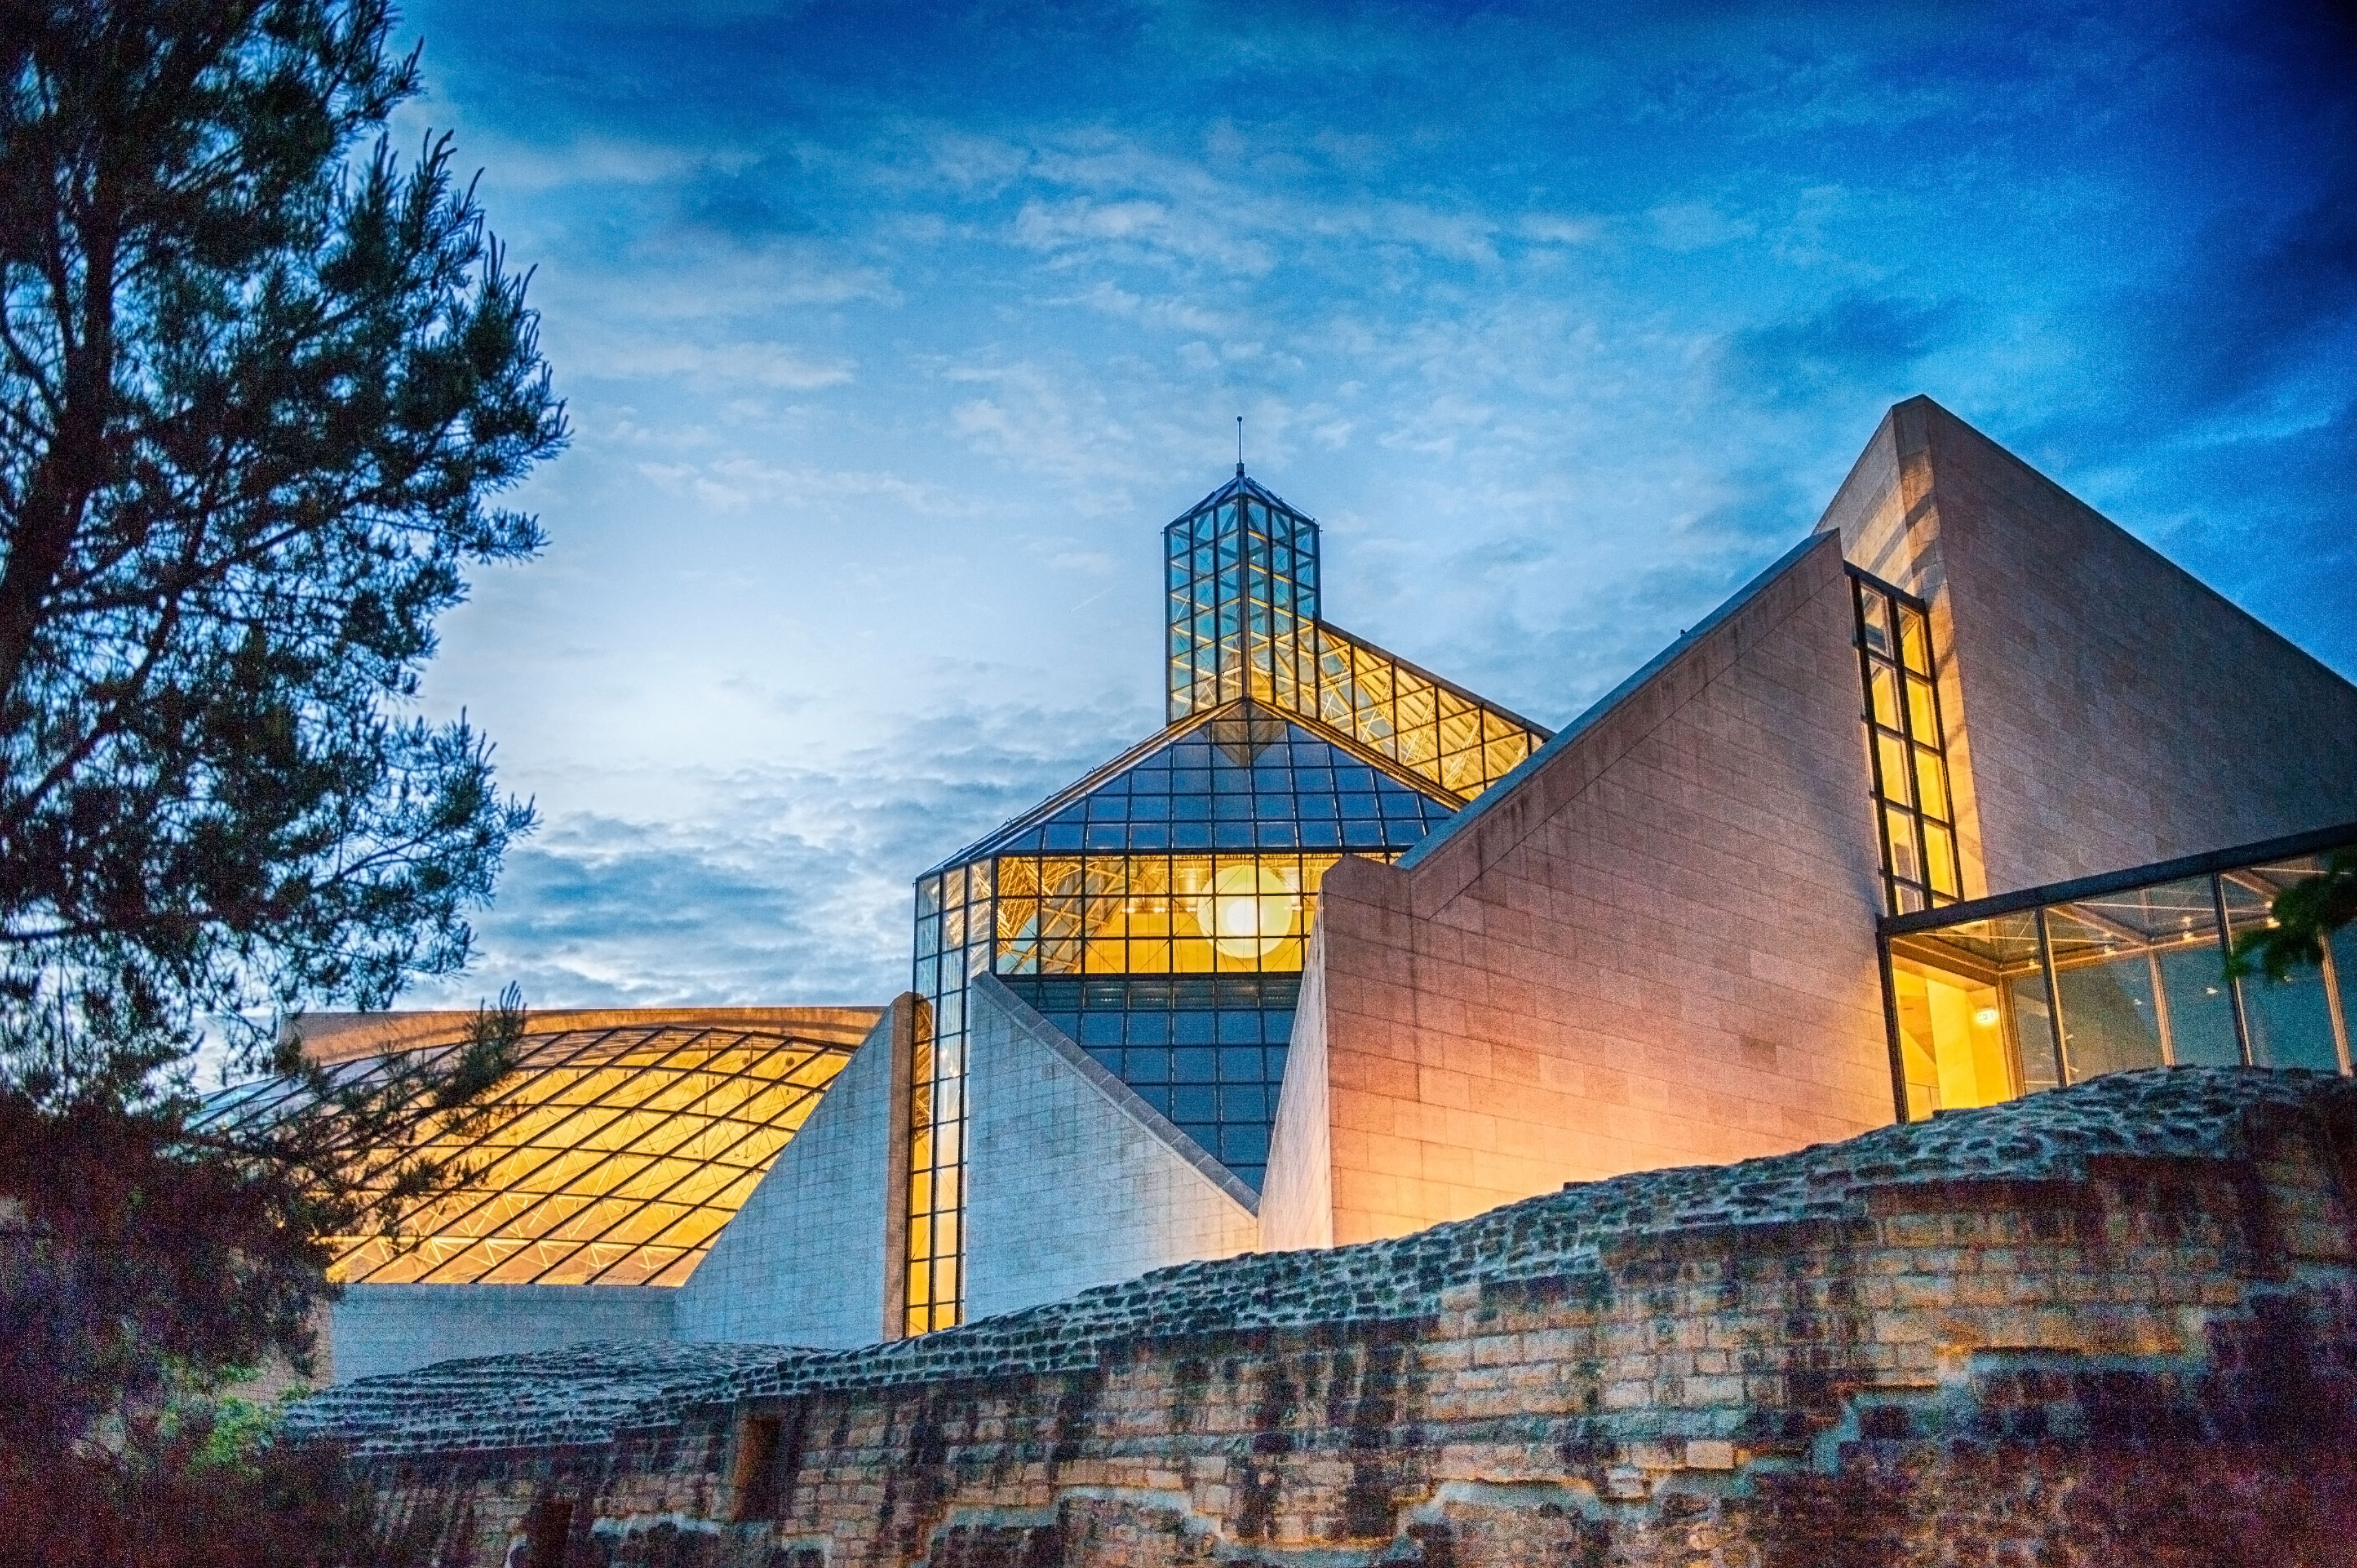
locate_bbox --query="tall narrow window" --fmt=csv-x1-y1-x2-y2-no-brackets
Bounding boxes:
1850,569,1962,914
906,864,985,1334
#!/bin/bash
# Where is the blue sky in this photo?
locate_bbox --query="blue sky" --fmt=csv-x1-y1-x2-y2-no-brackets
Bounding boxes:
383,0,2357,1012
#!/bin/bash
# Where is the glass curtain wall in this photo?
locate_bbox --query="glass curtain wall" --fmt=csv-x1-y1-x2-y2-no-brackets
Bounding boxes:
1304,623,1543,799
1883,831,2355,1120
1166,473,1320,721
1850,568,1964,914
1166,475,1545,800
999,974,1298,1183
191,1025,854,1286
908,469,1550,1336
906,706,1451,1332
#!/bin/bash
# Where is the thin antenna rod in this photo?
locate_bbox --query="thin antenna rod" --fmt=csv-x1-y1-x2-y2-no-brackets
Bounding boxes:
1236,415,1245,477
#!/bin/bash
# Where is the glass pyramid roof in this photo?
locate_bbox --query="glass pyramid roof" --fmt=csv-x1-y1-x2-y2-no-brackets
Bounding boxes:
938,699,1459,867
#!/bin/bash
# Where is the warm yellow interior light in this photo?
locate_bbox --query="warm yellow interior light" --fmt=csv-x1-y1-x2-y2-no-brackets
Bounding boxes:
1195,862,1300,959
1972,1006,2001,1028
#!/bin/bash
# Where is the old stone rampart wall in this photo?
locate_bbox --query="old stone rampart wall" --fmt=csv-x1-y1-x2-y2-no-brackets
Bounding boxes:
295,1070,2357,1566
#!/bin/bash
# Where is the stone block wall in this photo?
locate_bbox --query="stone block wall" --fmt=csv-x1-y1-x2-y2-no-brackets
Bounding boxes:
1268,530,1892,1248
1823,395,2357,895
295,1070,2357,1567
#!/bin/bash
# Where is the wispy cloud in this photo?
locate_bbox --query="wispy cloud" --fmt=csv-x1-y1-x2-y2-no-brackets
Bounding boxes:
406,698,1149,1010
584,340,855,389
361,0,2357,1014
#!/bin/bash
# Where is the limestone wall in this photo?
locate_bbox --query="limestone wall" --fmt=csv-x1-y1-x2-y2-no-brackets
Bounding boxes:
1269,530,1892,1247
674,1000,911,1349
964,977,1260,1319
295,1070,2357,1567
1822,395,2357,895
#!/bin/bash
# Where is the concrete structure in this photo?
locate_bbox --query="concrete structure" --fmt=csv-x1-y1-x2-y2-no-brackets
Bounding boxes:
1259,401,2357,1253
259,396,2357,1384
333,1284,680,1385
964,975,1260,1320
1264,533,1888,1249
208,1008,886,1379
1826,399,2357,891
673,1002,913,1349
290,1068,2357,1567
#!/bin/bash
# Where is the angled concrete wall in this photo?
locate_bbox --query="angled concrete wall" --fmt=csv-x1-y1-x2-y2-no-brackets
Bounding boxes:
672,998,910,1348
331,1283,676,1384
1823,395,2357,894
1267,532,1891,1247
965,974,1260,1319
1260,947,1335,1252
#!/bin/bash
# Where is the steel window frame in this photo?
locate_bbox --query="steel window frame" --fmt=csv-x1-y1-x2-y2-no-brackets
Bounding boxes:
1877,819,2357,1119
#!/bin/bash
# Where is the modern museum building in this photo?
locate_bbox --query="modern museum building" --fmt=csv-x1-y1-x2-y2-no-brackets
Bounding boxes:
208,396,2357,1381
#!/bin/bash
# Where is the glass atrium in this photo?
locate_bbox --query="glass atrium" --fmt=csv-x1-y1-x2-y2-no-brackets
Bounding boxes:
194,1022,855,1287
904,468,1550,1332
1883,825,2355,1121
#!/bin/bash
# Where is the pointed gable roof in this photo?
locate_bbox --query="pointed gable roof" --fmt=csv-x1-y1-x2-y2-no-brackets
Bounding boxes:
929,699,1462,872
1169,469,1313,528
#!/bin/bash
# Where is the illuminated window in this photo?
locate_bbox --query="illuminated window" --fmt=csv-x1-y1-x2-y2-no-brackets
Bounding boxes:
1302,622,1541,799
1882,829,2355,1120
1166,474,1545,800
908,469,1552,1334
905,705,1436,1332
193,1024,857,1287
1166,474,1321,721
1850,569,1963,914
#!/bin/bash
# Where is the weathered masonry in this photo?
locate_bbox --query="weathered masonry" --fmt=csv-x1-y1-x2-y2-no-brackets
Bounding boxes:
295,1066,2357,1566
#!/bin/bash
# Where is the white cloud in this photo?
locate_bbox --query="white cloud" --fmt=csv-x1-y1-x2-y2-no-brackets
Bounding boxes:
584,340,855,388
1647,201,1759,252
360,0,2357,1023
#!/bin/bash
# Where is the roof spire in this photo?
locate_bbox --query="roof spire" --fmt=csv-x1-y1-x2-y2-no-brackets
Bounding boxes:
1236,414,1246,477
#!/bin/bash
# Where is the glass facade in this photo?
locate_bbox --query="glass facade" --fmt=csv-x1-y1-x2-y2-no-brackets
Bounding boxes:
1166,473,1321,721
1002,974,1298,1183
192,1023,855,1286
1883,828,2355,1120
1850,568,1964,914
1167,474,1542,798
905,470,1551,1334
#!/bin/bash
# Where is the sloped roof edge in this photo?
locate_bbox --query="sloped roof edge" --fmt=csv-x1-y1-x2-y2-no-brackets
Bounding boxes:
1167,470,1313,529
919,690,1476,877
1395,531,1834,873
971,971,1260,1216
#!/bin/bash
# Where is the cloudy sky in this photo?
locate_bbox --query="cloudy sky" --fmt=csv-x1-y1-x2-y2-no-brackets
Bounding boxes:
383,0,2357,1013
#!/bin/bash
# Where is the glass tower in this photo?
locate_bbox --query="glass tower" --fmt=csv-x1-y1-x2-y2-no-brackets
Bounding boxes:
903,468,1550,1334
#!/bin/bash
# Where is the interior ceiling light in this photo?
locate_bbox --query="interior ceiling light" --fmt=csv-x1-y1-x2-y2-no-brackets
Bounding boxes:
1196,862,1300,960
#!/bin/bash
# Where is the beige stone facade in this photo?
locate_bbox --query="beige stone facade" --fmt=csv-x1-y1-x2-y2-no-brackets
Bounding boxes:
1825,396,2357,895
1267,397,2357,1250
1266,533,1892,1247
293,398,2357,1386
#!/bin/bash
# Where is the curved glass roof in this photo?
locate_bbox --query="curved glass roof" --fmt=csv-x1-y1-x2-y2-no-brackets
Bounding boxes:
197,1017,869,1287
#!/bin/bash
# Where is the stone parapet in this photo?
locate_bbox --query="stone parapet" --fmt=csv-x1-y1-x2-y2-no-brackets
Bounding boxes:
291,1067,2357,1565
